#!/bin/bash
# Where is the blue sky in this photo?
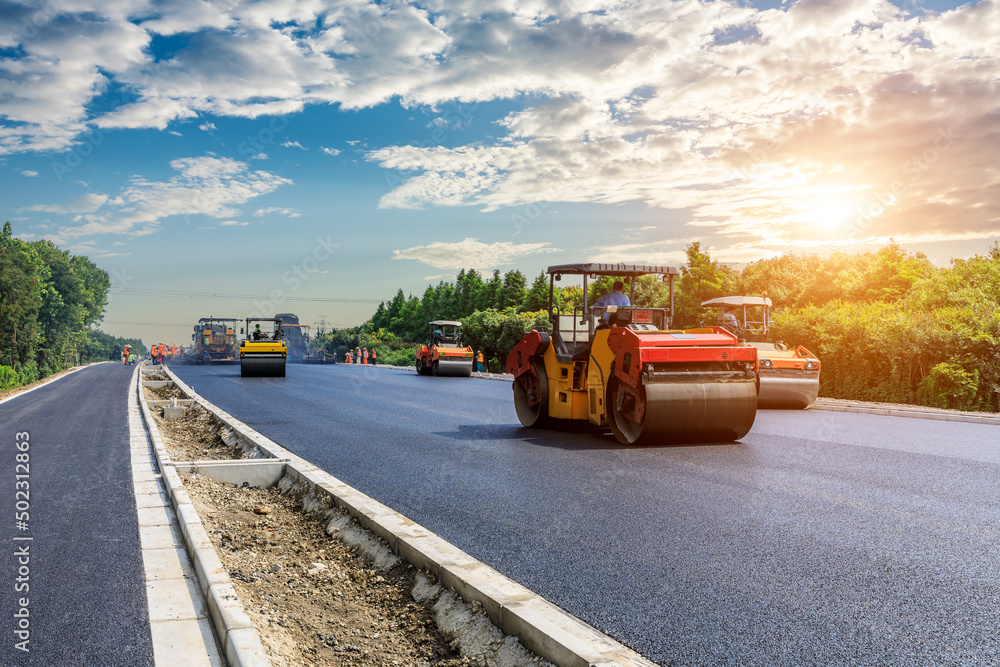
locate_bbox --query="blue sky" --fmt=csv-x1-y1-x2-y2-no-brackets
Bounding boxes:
2,0,997,346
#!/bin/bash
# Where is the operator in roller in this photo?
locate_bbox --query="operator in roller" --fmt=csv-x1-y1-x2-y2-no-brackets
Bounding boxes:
594,281,630,327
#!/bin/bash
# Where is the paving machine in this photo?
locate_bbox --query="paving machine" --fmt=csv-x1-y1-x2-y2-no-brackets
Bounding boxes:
239,317,287,377
416,320,474,377
506,264,759,444
190,317,240,363
275,312,311,361
702,296,820,409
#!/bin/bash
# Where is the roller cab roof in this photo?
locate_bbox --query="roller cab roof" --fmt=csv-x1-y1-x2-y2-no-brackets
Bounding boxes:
546,263,681,277
701,296,772,307
429,320,462,326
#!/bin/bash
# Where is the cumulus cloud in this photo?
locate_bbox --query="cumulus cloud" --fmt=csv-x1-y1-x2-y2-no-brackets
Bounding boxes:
253,207,301,217
21,170,38,177
392,237,558,270
320,147,341,156
281,141,306,150
50,156,290,237
2,0,999,256
29,193,109,214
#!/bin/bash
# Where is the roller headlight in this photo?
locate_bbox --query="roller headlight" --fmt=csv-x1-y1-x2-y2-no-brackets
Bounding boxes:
760,358,773,369
805,360,819,370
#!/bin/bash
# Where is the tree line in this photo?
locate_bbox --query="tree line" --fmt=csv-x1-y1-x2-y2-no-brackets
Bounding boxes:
317,240,1000,412
1,222,143,390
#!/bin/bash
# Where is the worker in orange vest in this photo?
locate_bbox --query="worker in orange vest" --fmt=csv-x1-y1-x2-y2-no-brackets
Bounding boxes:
123,344,131,365
476,350,485,372
362,347,368,364
371,348,377,365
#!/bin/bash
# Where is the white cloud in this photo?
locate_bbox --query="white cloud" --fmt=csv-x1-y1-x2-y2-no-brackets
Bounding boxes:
199,122,217,132
281,141,306,150
392,238,558,270
320,147,341,156
1,0,998,255
29,193,109,214
253,207,301,218
21,170,39,177
52,156,290,238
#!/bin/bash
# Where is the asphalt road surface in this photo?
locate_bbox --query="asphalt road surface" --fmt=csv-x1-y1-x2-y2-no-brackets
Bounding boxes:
0,364,154,667
172,362,1000,666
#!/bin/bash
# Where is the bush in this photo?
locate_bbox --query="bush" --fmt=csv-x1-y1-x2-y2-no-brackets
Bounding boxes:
16,361,39,386
916,362,980,410
0,366,19,390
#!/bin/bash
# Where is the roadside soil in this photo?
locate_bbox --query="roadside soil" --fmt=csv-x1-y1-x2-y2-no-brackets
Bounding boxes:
182,474,471,666
140,379,538,666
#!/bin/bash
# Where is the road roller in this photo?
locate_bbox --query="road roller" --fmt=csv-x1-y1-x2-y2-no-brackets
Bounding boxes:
239,317,287,377
416,320,475,377
701,296,821,408
507,264,759,445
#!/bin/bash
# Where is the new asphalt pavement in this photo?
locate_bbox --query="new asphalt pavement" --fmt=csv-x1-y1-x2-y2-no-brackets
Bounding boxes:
0,363,154,666
170,362,1000,666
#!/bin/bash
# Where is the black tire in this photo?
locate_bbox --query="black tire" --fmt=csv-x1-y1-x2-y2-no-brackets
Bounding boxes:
512,360,551,428
432,360,440,376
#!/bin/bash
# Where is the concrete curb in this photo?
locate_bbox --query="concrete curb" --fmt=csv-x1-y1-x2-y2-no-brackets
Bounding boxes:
136,365,271,667
162,364,657,667
809,399,1000,426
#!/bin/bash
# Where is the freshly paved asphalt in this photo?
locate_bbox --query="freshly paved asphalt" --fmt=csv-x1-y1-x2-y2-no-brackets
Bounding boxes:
0,363,154,666
172,362,1000,666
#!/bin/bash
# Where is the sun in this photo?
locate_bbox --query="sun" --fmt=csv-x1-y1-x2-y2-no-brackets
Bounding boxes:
798,188,878,234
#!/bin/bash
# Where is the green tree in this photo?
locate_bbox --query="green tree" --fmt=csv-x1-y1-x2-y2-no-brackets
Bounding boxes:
674,242,732,327
522,271,549,312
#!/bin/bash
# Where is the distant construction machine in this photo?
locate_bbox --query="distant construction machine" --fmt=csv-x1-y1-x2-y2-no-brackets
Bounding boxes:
507,264,759,445
701,295,821,409
416,320,474,377
191,317,239,363
239,317,287,377
274,312,311,361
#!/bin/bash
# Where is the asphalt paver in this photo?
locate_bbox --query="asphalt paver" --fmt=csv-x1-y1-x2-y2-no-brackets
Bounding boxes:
0,363,154,667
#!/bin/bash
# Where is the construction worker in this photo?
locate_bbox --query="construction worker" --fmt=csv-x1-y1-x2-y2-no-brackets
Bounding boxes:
345,351,352,364
371,348,377,365
355,346,361,364
158,343,166,365
362,347,368,364
123,344,131,365
476,350,485,372
253,324,264,340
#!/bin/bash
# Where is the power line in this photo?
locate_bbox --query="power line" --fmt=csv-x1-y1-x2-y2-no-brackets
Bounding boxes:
99,320,349,329
112,287,382,304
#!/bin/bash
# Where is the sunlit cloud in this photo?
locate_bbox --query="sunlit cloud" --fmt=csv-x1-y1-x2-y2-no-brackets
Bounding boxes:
0,0,997,258
392,238,558,271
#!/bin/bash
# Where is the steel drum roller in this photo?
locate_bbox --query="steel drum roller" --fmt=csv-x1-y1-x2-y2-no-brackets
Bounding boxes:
610,380,757,445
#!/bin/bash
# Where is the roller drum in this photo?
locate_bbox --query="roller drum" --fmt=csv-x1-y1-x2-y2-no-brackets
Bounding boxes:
610,380,757,445
240,355,286,377
757,376,819,409
433,358,473,377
